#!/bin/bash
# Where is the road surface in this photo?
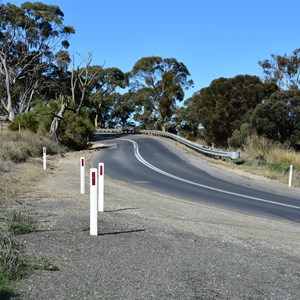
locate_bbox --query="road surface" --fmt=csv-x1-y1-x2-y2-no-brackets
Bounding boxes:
91,134,300,223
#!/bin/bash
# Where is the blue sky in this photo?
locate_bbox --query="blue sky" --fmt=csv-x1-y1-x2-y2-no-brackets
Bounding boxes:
6,0,300,100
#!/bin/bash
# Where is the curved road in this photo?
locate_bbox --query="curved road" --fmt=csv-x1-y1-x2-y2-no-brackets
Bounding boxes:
92,134,300,223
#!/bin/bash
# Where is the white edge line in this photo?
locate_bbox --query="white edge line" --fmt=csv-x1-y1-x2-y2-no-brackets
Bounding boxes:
121,138,300,211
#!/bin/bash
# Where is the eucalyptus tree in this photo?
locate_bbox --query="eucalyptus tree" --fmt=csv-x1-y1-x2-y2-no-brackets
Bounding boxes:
90,67,129,128
130,56,193,131
0,2,75,121
109,92,135,127
250,90,300,147
184,75,278,147
259,48,300,90
49,52,100,138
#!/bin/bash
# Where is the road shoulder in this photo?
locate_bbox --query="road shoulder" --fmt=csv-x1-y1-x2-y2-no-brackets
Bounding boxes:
12,146,300,300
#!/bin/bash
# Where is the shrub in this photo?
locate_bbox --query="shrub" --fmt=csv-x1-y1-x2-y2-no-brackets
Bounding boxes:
58,110,95,150
9,111,39,132
228,123,252,149
9,101,53,135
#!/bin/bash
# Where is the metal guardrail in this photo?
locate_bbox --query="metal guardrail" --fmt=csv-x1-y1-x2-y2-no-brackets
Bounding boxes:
96,128,240,160
140,130,240,160
96,128,122,133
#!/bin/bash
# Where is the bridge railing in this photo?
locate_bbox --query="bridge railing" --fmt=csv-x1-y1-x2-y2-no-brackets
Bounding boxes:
96,128,240,160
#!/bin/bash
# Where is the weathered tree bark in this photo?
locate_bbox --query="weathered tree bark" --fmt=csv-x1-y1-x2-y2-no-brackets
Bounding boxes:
94,113,99,128
0,54,15,121
49,97,69,139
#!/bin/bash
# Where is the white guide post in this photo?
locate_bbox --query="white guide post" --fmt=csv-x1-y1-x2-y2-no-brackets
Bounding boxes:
98,163,104,212
43,147,46,170
80,157,85,194
288,164,293,188
90,168,98,236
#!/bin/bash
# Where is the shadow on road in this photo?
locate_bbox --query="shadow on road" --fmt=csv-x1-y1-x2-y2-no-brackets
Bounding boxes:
97,229,146,236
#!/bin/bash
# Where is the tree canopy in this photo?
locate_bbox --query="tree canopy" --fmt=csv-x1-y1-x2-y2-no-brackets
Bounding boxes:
0,1,75,120
183,75,278,147
250,90,300,147
130,56,193,131
259,48,300,90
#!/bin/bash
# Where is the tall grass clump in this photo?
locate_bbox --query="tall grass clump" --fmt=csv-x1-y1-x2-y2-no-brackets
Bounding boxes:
243,134,300,175
5,209,37,235
265,147,300,173
0,130,66,163
0,232,27,297
0,230,59,298
243,134,274,165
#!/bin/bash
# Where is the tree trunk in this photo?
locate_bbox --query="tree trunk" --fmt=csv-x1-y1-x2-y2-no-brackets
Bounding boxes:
94,113,99,128
50,116,60,140
8,108,15,121
49,98,69,139
0,55,14,121
76,86,86,114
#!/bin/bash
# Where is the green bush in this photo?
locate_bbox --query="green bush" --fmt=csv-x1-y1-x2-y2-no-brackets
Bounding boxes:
9,100,95,150
9,101,53,135
228,123,252,149
58,109,95,150
9,111,39,132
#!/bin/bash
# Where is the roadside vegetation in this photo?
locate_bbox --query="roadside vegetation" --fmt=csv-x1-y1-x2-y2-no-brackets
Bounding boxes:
0,2,300,296
241,134,300,186
193,133,300,187
0,130,64,298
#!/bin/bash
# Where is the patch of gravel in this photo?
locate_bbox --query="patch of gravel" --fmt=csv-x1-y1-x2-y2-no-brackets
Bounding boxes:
12,141,300,300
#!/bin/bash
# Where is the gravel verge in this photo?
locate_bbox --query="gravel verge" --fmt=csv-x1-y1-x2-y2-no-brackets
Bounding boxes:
12,139,300,300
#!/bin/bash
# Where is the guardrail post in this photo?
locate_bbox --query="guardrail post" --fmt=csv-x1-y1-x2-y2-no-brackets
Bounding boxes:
98,163,104,212
43,147,46,170
80,157,85,194
288,164,293,187
90,168,98,236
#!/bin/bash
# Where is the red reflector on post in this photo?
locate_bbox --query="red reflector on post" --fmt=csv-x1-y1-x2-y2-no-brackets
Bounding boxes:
81,158,84,167
99,165,103,176
92,172,96,185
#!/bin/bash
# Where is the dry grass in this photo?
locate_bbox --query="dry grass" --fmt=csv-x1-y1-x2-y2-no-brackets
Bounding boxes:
0,130,66,162
0,129,64,296
265,148,300,170
239,134,300,186
4,209,37,234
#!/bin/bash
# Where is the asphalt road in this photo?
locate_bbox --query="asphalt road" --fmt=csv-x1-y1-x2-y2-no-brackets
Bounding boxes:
91,134,300,223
